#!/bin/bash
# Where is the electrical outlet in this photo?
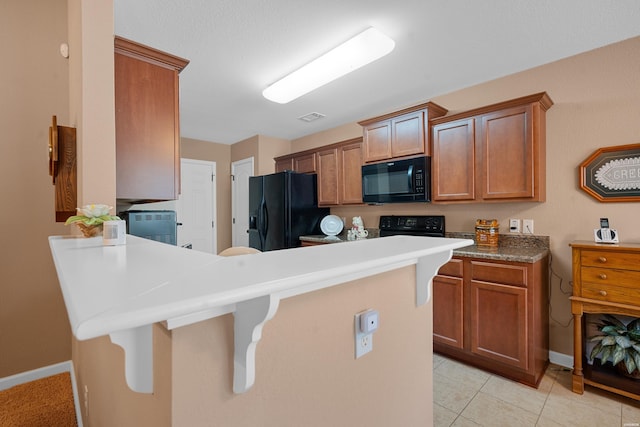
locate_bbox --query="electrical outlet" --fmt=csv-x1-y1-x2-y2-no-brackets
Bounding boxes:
509,219,521,233
523,219,534,234
355,311,376,358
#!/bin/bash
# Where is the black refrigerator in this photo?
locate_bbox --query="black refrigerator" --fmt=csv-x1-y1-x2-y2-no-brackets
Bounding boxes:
248,171,329,251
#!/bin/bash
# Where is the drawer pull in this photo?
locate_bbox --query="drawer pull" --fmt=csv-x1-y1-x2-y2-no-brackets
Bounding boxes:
598,256,607,263
599,290,607,296
599,274,608,280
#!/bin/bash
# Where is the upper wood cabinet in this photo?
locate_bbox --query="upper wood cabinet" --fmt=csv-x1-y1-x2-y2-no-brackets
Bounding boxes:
115,36,189,202
317,138,363,206
274,138,363,206
358,102,448,163
274,151,316,173
431,92,553,203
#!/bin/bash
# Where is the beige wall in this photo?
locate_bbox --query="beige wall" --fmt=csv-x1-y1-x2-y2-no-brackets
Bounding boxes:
172,266,432,426
293,36,640,356
230,134,291,175
0,0,72,377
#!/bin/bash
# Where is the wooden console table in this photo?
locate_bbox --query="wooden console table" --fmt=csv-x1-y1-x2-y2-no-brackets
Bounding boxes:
570,241,640,400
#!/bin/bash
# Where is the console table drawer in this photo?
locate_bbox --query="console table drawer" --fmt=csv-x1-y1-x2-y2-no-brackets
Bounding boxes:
581,266,640,288
581,250,640,271
581,280,640,304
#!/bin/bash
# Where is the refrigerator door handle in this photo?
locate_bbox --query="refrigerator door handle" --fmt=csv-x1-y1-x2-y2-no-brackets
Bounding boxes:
260,201,268,238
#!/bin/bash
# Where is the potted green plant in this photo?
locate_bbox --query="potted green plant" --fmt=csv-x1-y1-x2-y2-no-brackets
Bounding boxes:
589,314,640,378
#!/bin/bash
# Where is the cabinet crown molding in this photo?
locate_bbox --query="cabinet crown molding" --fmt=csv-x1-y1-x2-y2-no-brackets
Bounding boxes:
430,92,553,126
357,101,448,126
115,36,190,72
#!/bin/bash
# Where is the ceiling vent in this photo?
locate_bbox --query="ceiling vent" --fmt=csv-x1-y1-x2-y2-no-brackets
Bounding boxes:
298,112,326,123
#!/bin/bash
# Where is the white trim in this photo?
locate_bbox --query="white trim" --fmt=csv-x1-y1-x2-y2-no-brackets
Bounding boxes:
231,156,254,248
0,360,83,426
549,351,573,369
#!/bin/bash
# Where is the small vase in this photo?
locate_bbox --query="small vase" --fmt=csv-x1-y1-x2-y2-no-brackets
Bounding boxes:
76,223,102,238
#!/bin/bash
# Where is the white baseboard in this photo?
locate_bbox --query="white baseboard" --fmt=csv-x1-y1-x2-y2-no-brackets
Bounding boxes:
549,350,573,369
0,360,83,427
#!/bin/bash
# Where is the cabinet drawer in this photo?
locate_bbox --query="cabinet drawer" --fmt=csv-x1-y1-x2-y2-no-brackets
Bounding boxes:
581,250,640,271
470,261,527,287
581,281,640,304
581,267,640,304
438,258,463,277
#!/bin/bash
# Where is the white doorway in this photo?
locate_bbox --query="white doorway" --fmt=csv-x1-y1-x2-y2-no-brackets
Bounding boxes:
177,159,217,254
231,157,254,247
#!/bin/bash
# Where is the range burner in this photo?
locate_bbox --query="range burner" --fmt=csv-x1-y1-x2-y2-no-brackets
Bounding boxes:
379,215,445,238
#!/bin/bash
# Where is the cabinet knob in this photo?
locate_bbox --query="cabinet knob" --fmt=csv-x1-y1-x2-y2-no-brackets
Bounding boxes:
599,290,607,296
598,256,607,263
599,273,608,280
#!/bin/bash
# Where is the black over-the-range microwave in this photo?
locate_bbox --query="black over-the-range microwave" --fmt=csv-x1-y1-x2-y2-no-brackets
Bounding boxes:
361,156,430,204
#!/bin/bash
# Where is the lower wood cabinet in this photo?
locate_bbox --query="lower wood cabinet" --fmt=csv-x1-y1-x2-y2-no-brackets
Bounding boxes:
434,255,549,387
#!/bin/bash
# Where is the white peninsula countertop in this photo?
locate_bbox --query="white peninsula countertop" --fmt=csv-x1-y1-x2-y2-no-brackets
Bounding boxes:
49,234,472,394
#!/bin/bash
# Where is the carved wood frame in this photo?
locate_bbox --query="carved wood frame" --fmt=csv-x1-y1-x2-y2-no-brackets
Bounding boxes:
579,142,640,202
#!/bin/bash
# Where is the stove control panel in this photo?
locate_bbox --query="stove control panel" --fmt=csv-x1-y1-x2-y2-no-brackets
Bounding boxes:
379,215,445,237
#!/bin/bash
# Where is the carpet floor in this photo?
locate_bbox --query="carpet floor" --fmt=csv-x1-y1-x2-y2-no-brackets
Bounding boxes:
0,372,77,426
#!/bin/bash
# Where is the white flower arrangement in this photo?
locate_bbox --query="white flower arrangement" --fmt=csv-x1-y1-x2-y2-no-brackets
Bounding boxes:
65,204,120,237
65,204,120,226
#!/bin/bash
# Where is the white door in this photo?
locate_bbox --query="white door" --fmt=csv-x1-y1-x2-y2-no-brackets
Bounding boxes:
177,159,216,254
231,157,254,247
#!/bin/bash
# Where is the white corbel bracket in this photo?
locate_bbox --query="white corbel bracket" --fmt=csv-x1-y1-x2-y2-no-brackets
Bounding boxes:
109,324,153,393
233,294,280,393
415,250,453,306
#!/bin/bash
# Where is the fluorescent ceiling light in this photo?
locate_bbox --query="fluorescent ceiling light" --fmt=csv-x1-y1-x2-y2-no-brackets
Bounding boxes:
263,27,395,104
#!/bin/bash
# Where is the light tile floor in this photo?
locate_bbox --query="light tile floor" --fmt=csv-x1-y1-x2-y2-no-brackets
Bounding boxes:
434,353,640,427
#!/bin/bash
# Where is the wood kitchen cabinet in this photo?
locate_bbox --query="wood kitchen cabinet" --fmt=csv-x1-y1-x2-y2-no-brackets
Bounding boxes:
275,138,363,206
274,152,316,173
317,138,363,206
358,102,447,163
570,241,640,400
431,92,553,203
434,255,549,387
115,36,189,202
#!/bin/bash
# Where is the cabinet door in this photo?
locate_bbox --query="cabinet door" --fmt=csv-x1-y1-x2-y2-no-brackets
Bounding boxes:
480,104,534,200
275,157,293,173
317,148,339,206
433,275,464,348
432,118,476,201
338,141,363,204
294,152,317,173
470,280,528,369
363,121,392,163
115,52,180,201
391,110,426,158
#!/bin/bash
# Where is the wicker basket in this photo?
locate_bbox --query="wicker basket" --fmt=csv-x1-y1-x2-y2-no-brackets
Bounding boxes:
76,223,102,238
475,219,499,247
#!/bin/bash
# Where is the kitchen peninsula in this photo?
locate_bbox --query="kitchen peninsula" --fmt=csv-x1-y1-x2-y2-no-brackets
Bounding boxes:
49,234,472,425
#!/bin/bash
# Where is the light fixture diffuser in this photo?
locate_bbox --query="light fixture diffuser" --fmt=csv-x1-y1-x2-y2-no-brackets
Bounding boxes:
263,27,395,104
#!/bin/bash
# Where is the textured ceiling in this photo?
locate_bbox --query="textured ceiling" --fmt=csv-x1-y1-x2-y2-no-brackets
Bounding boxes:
114,0,640,145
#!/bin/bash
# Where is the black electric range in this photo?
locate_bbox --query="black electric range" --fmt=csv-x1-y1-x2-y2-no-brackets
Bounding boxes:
379,215,445,238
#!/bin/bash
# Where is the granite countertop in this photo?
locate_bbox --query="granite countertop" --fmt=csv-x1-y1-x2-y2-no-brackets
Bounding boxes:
300,231,549,264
